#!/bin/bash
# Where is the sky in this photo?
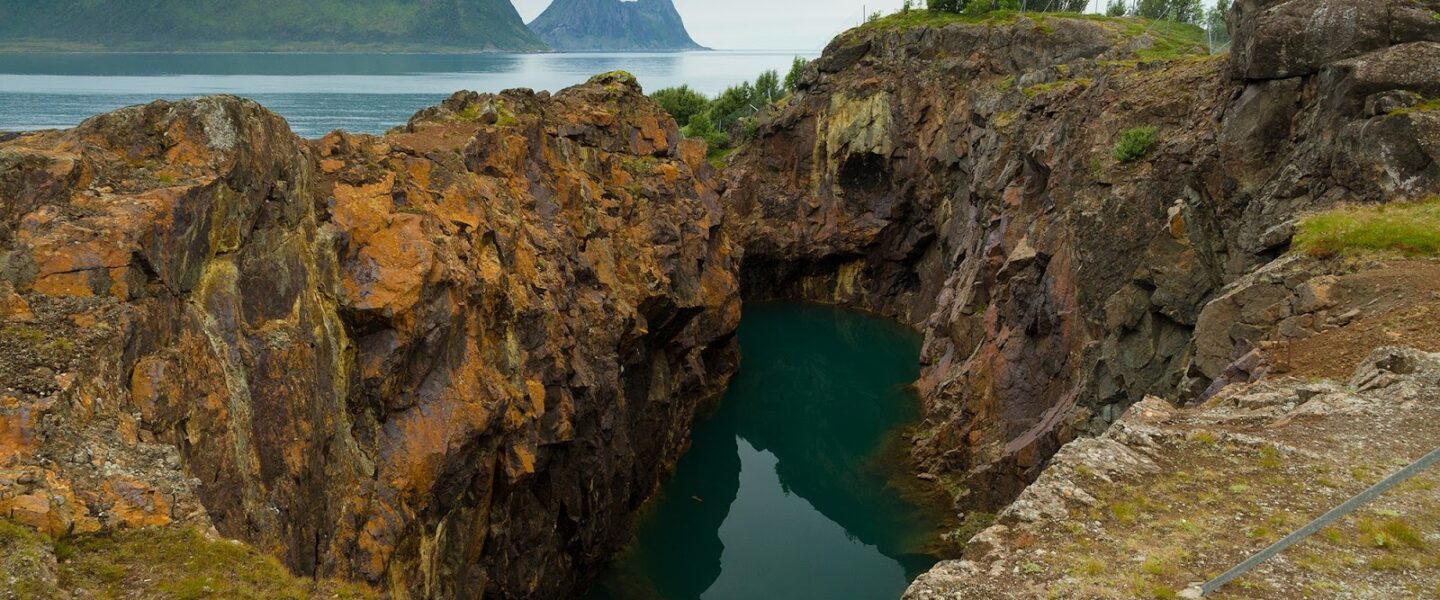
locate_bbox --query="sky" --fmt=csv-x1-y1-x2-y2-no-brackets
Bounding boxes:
511,1,1226,51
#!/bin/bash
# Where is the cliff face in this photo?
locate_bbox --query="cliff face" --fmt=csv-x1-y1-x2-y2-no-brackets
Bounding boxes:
528,0,705,51
0,0,549,52
3,2,1440,599
0,73,738,598
906,347,1440,598
722,1,1440,510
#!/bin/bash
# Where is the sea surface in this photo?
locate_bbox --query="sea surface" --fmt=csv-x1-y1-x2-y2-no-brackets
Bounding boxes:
0,51,816,137
585,302,948,600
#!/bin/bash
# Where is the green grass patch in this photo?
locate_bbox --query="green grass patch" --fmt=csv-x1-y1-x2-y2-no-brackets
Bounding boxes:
52,524,378,599
1389,97,1440,116
1293,197,1440,258
1113,125,1159,163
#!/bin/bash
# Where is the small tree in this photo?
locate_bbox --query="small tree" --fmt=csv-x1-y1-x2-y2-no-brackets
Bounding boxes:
650,85,709,128
682,112,728,149
1106,0,1128,16
783,57,810,93
753,69,782,105
1134,0,1202,23
1205,0,1232,51
929,0,968,14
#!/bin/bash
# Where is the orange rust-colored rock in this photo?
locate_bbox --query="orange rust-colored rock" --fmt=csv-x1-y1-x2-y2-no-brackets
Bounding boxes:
0,74,738,599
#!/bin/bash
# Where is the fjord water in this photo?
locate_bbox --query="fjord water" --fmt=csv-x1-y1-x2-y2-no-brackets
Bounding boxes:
0,51,813,137
586,303,945,600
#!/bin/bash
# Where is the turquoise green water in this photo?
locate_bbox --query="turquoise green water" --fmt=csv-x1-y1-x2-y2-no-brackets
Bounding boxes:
585,302,946,600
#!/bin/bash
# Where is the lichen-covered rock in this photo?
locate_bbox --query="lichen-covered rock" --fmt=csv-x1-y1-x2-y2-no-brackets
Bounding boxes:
0,73,739,599
1229,0,1440,81
903,348,1440,598
722,9,1440,513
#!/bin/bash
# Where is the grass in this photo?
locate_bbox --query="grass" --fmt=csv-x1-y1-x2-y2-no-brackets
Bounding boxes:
0,520,382,599
855,11,1206,61
1293,197,1440,258
1113,125,1159,163
1,324,76,354
948,511,996,545
1022,77,1093,98
1389,97,1440,116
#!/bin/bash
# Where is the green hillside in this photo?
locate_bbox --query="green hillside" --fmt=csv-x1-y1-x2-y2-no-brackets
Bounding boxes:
0,0,549,52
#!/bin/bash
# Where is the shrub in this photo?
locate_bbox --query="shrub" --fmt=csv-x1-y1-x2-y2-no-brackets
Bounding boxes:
650,85,709,128
783,56,810,92
1293,197,1440,258
1112,125,1159,163
681,112,728,149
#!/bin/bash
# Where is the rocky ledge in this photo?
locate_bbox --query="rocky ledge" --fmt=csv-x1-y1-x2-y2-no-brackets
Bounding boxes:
905,346,1440,598
2,1,1440,599
723,0,1440,512
0,72,739,599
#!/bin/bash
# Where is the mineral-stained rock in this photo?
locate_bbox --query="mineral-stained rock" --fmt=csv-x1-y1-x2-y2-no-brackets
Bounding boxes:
722,8,1440,512
904,348,1440,598
0,72,739,599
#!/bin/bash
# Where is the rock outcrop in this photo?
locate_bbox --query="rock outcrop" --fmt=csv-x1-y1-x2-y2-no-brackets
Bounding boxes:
903,347,1440,598
528,0,705,51
0,73,738,598
721,4,1440,514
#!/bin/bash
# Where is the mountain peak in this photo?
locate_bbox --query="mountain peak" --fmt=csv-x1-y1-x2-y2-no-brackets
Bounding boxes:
529,0,707,52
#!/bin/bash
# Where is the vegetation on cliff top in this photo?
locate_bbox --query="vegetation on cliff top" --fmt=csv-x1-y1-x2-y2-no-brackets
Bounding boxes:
0,0,548,52
856,7,1209,62
1294,197,1440,258
1,520,377,599
651,57,810,165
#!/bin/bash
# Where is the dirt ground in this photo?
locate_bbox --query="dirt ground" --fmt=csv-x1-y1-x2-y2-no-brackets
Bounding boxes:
1269,260,1440,380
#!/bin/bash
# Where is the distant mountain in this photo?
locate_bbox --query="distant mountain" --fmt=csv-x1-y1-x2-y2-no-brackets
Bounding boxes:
529,0,706,51
0,0,548,52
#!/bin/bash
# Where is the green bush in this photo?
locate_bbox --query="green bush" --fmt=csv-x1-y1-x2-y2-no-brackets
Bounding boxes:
1293,197,1440,258
1112,125,1159,163
783,56,810,92
681,112,729,149
650,85,709,128
930,0,1086,14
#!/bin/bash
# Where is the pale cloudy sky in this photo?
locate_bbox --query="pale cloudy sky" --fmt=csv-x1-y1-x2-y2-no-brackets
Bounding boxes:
511,1,1223,50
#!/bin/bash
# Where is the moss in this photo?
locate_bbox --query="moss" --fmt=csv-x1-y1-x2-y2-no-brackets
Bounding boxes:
1,324,75,355
1389,97,1440,116
51,524,378,599
948,511,996,544
455,104,482,120
1022,77,1093,99
1113,125,1159,163
1293,197,1440,258
706,147,737,170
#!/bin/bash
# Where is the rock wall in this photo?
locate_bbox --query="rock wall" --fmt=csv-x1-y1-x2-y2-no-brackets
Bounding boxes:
904,346,1440,598
0,73,739,599
722,4,1440,509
